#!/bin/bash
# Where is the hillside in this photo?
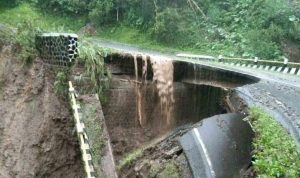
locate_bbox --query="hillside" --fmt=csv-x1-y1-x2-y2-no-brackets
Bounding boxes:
1,0,300,61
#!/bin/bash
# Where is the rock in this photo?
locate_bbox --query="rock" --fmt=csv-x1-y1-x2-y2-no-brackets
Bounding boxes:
164,146,182,159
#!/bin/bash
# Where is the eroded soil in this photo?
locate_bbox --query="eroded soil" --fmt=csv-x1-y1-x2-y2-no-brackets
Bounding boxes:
0,45,84,178
119,127,193,178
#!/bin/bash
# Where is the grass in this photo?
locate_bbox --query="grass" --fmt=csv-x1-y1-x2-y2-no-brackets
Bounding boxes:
249,107,300,177
149,162,161,178
0,3,84,65
118,148,143,170
0,3,84,32
97,25,176,53
0,3,227,57
159,161,180,178
96,24,214,55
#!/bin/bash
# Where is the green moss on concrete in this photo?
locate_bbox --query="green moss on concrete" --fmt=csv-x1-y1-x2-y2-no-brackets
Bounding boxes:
81,103,105,178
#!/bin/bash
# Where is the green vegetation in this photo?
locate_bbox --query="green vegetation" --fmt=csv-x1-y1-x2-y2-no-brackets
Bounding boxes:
15,20,40,65
159,161,180,178
0,3,84,32
95,25,186,54
0,24,15,46
81,104,105,178
0,3,84,64
77,39,112,103
54,71,68,97
2,1,300,60
149,163,161,178
118,148,143,170
249,107,300,177
29,0,300,60
149,160,180,178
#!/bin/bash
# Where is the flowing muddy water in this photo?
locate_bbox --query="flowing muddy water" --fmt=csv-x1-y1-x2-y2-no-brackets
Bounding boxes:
103,55,227,162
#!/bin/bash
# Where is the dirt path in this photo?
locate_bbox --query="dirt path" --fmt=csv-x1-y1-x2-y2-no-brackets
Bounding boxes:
0,45,85,178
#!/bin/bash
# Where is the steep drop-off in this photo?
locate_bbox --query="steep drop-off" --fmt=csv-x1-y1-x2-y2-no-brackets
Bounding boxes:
0,45,85,178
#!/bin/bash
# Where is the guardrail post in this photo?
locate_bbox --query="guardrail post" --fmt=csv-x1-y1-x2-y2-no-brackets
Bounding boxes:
218,55,223,62
252,57,259,68
283,56,289,66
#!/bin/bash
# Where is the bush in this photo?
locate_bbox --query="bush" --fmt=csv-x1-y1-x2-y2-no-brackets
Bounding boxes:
88,0,114,26
54,71,68,97
249,107,300,177
0,24,16,46
152,8,183,44
0,0,20,7
37,0,89,16
78,40,111,99
245,29,282,59
16,19,41,65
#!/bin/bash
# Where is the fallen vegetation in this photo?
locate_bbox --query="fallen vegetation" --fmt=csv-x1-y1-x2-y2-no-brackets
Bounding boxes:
77,39,112,102
249,107,300,177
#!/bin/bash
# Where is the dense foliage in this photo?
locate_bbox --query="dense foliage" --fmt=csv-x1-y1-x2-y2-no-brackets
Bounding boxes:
249,107,300,177
32,0,300,59
2,0,300,59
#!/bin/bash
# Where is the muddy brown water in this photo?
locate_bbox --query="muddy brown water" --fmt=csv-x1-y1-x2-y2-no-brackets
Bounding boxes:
102,55,254,163
103,76,227,161
102,55,258,178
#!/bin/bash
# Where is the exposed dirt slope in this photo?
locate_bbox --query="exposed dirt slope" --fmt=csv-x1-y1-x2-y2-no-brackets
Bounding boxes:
0,45,85,178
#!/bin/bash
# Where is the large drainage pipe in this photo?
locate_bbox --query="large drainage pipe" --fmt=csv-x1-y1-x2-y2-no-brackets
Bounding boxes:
180,113,254,178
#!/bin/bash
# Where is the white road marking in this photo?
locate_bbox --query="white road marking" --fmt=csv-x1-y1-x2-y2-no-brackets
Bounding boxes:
193,128,216,178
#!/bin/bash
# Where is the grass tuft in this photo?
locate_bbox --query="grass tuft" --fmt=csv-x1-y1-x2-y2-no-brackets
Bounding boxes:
118,149,143,170
159,161,180,178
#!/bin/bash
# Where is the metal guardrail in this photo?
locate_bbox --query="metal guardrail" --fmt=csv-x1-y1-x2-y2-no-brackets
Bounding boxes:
176,53,300,76
69,81,96,178
218,56,300,67
176,53,215,60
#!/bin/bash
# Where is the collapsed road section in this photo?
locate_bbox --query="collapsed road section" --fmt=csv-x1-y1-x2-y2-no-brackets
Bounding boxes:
101,53,258,177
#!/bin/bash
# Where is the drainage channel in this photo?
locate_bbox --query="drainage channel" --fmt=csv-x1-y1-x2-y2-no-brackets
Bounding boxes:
102,53,258,177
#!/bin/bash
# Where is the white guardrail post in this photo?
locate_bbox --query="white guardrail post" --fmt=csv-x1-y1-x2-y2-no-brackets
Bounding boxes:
69,81,95,178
